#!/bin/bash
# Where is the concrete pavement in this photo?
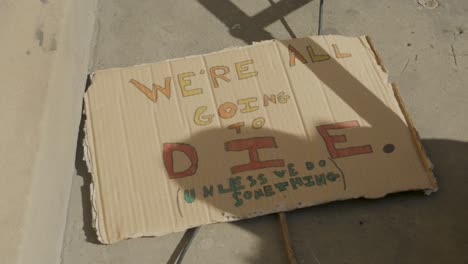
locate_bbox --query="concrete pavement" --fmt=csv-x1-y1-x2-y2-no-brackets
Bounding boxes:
61,1,468,263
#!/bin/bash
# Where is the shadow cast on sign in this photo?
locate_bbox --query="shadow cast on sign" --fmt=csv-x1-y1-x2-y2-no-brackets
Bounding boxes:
160,37,433,230
74,126,468,262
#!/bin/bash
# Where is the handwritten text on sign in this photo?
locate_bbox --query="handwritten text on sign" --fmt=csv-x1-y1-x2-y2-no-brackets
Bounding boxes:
128,43,371,205
182,159,344,207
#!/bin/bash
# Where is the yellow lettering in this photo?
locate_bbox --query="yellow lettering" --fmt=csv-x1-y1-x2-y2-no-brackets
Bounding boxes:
252,117,265,129
237,97,259,113
178,72,203,97
306,45,330,63
277,92,290,104
193,106,213,126
235,60,258,80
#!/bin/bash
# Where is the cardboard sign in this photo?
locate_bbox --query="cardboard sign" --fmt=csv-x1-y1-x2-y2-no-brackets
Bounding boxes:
84,36,437,244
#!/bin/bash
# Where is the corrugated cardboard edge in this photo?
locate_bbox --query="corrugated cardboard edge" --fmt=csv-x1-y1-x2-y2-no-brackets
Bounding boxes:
391,83,438,194
364,36,438,194
82,72,107,244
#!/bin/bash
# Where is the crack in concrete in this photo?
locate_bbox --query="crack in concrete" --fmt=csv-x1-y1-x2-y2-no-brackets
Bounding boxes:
399,57,411,78
450,44,458,67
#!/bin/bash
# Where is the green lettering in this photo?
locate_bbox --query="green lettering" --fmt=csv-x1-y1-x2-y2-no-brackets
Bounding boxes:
290,177,304,189
184,189,195,203
302,176,315,187
315,173,327,185
263,185,275,197
274,181,289,192
229,176,245,192
305,161,315,171
318,160,326,167
287,163,298,176
273,170,286,178
203,185,214,197
326,172,339,182
217,184,231,194
232,191,243,207
258,173,267,185
254,189,265,199
247,175,257,187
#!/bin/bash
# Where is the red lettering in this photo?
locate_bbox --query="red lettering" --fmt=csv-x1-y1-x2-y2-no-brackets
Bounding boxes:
228,122,245,134
209,66,231,88
163,143,198,179
218,102,238,119
317,121,373,159
225,137,285,174
263,94,276,106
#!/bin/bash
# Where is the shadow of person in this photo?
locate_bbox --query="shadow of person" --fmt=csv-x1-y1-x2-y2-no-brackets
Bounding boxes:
75,131,468,264
77,36,454,264
284,139,468,264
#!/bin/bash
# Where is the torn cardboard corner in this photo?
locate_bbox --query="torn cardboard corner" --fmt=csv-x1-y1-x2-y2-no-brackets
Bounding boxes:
84,35,437,244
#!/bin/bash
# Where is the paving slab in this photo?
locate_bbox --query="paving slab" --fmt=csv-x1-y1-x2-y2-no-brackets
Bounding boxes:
61,0,468,263
289,1,468,263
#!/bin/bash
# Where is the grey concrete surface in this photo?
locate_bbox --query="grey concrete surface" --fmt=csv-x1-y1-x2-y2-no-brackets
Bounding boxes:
61,0,468,263
0,0,96,263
